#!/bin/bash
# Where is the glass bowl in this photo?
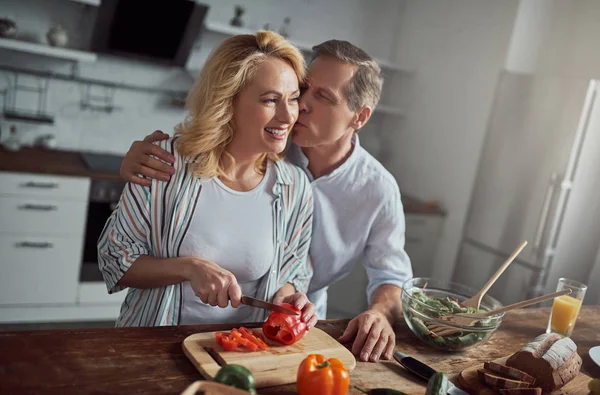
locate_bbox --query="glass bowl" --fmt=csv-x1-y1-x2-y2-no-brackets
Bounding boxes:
401,277,504,351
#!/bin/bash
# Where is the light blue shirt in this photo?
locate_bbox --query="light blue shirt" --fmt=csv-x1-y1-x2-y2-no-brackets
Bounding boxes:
286,135,413,318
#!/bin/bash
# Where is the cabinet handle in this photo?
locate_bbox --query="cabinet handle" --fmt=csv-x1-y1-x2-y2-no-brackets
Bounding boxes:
406,237,423,244
20,181,59,189
18,204,58,211
15,241,53,249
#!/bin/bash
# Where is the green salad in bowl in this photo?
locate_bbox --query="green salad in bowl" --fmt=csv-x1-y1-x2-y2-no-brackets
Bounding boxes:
401,277,504,351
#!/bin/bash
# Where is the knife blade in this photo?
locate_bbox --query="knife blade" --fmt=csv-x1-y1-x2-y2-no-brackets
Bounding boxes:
393,351,470,395
240,295,299,315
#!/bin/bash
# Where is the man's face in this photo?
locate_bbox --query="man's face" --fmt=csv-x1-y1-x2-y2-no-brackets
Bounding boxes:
291,55,358,148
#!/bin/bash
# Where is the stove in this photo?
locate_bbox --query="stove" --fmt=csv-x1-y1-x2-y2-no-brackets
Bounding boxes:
80,152,125,174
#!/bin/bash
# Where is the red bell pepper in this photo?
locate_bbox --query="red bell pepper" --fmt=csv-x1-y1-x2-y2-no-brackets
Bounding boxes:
262,303,307,345
238,327,269,350
215,331,239,351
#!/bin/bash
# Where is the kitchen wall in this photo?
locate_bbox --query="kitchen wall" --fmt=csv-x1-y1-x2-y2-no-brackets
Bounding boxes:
506,0,600,296
0,0,402,155
385,0,519,281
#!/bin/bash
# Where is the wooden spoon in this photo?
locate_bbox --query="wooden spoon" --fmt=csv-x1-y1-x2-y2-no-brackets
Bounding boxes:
461,240,528,310
430,288,572,333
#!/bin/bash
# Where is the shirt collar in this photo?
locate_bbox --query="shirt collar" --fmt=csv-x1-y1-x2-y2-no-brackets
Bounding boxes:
291,133,361,181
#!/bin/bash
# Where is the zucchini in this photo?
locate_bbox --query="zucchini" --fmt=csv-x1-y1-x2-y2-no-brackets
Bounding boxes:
425,372,450,395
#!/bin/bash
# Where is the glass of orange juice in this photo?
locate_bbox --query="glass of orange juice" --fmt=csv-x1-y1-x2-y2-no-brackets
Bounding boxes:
546,278,587,337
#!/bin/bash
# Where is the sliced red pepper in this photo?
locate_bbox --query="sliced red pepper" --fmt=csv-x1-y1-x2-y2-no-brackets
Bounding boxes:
230,328,258,351
239,327,269,350
215,331,239,351
262,303,307,345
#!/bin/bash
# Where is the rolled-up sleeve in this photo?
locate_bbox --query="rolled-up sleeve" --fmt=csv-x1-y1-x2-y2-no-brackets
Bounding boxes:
97,181,152,294
364,187,413,305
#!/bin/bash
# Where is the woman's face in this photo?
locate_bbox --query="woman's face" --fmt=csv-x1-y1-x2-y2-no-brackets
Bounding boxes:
230,57,300,156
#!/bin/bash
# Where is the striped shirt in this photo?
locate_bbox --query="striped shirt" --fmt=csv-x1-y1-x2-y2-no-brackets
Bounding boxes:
98,138,314,327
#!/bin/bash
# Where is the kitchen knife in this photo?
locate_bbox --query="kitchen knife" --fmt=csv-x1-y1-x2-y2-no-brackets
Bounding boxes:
240,295,299,315
393,351,470,395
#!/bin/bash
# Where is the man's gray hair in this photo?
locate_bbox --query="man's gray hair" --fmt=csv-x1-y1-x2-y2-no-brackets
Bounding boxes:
312,39,383,111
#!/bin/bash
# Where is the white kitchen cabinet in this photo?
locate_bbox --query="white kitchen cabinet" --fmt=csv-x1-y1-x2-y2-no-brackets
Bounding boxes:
326,213,444,319
0,196,87,235
404,214,445,278
0,234,84,304
0,172,89,306
0,172,89,200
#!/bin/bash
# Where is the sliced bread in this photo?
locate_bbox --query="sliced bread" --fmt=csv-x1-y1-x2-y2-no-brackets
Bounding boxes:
506,333,582,392
484,361,536,385
477,369,532,390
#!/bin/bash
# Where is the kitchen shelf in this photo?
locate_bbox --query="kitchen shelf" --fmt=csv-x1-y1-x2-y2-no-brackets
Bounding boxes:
204,21,407,72
2,109,55,125
68,0,101,6
0,64,188,97
0,37,97,63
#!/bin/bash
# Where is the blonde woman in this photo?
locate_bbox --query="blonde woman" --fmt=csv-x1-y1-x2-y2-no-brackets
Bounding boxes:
98,31,316,328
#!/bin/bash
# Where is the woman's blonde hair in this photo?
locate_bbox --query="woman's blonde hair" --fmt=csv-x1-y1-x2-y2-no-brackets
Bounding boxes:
175,31,306,179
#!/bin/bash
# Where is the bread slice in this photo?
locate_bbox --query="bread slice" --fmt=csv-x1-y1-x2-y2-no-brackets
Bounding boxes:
506,333,582,392
499,388,542,395
477,369,532,390
484,361,536,385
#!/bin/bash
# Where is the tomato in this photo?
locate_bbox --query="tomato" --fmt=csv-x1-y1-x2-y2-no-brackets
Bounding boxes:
215,331,239,351
262,303,307,345
296,354,349,395
238,327,269,350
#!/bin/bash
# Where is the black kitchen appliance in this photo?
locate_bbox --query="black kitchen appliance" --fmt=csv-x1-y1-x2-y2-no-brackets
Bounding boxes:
91,0,209,67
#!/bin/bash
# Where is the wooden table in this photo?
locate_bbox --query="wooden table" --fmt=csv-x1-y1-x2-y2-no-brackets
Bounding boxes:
1,307,598,395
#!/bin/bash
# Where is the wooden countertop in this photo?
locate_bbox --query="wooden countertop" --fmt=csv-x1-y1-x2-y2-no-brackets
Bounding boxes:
0,146,123,181
0,146,445,215
0,307,598,395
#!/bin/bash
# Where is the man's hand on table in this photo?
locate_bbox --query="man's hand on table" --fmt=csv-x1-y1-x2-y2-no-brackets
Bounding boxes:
338,309,396,363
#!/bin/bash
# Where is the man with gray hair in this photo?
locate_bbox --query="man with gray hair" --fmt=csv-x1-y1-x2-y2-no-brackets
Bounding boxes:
120,39,413,363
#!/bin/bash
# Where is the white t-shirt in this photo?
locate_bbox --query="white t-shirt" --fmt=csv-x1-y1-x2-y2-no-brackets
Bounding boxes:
179,164,276,324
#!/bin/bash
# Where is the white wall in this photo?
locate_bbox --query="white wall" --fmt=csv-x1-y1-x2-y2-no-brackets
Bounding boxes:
387,0,519,281
0,0,401,155
507,0,600,297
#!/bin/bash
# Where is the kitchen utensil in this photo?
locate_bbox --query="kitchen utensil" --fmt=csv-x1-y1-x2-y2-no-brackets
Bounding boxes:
180,380,251,395
0,17,17,38
393,351,470,395
590,346,600,368
46,24,68,47
461,240,528,310
182,327,356,388
428,289,572,336
402,277,504,351
458,354,591,395
240,295,299,315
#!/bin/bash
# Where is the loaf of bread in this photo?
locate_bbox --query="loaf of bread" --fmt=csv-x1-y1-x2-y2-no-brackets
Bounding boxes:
506,333,582,392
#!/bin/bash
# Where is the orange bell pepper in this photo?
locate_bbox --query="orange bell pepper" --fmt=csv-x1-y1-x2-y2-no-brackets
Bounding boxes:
297,354,349,395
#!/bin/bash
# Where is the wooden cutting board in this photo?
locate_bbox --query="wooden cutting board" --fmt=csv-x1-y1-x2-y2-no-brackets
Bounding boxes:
182,327,356,388
458,356,591,395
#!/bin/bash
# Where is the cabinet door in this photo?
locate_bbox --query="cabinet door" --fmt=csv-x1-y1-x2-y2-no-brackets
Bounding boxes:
0,234,82,305
327,263,369,319
0,196,87,235
404,214,444,277
0,172,89,200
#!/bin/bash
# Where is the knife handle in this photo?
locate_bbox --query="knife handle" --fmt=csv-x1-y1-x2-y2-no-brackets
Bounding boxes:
393,352,437,381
